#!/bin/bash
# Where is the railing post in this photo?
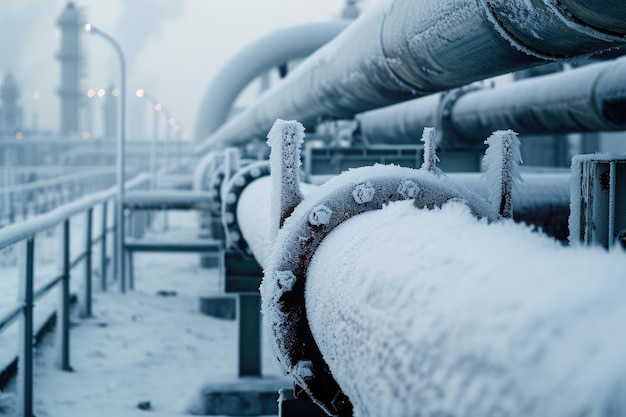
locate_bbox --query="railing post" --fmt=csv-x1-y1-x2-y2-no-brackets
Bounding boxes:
101,201,108,291
57,219,72,371
18,238,35,417
112,202,119,284
82,208,93,317
9,191,15,224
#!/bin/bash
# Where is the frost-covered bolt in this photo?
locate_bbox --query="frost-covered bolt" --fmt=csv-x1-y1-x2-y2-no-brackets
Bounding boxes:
275,270,296,292
398,180,421,199
250,167,261,178
352,182,375,204
224,212,235,225
293,360,315,381
226,192,237,204
309,204,332,226
229,231,241,242
235,176,245,187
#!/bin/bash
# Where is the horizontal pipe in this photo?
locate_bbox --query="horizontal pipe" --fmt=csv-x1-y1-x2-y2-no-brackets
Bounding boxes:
306,200,626,416
236,176,317,268
201,0,626,150
238,172,571,268
358,57,626,145
194,21,350,143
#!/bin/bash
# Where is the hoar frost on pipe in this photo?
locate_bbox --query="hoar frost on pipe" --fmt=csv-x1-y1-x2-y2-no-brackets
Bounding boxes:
483,129,523,218
267,119,305,238
420,127,443,176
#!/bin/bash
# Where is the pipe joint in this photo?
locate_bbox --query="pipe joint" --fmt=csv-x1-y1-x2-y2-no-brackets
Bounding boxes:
435,85,486,150
221,161,271,255
262,164,497,416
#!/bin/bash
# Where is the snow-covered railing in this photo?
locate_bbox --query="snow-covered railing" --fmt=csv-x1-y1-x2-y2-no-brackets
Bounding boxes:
0,168,117,225
0,195,114,417
0,173,152,417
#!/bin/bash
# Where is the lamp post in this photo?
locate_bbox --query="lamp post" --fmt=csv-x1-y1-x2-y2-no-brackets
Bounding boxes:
136,89,161,190
161,109,174,170
85,23,127,293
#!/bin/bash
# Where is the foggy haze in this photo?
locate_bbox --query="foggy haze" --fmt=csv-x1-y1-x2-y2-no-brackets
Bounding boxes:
0,0,366,139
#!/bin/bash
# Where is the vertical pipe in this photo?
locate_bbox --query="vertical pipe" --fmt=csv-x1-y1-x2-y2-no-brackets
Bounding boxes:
58,219,72,371
101,201,108,292
83,207,93,317
18,238,35,417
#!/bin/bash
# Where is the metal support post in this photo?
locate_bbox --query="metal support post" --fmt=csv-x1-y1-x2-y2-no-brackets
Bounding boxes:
18,238,35,417
224,250,264,377
83,208,93,317
111,202,118,283
238,293,261,377
9,191,14,224
101,201,108,291
57,219,72,371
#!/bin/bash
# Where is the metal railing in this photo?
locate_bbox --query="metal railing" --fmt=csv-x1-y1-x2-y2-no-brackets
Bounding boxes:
0,168,117,225
0,174,149,417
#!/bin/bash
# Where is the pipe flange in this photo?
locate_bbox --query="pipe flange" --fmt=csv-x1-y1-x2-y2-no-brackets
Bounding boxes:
208,170,225,216
435,84,485,149
221,161,271,256
262,165,498,417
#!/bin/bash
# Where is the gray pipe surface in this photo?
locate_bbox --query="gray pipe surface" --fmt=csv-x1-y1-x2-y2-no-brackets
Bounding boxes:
358,57,626,145
306,200,626,416
202,0,626,150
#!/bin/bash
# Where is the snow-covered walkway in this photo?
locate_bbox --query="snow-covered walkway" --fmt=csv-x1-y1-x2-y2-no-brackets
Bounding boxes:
1,212,282,417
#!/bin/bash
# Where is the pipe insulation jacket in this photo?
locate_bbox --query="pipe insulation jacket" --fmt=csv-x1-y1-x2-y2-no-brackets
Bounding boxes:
359,57,626,145
201,0,626,150
306,200,626,416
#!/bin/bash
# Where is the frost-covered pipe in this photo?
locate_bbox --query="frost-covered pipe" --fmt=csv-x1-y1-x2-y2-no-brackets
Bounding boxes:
237,176,317,267
305,201,626,416
193,21,350,144
262,165,500,415
358,57,626,145
236,170,572,269
202,0,626,150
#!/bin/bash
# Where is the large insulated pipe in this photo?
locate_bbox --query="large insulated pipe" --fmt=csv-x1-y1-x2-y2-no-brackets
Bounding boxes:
237,171,572,265
305,200,626,416
199,0,626,150
193,21,350,143
358,57,626,145
259,164,625,416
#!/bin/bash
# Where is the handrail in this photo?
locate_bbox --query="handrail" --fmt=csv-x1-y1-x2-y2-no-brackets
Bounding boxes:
0,174,148,250
0,168,114,194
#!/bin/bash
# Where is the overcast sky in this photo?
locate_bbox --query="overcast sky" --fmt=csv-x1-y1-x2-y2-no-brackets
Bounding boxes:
0,0,371,139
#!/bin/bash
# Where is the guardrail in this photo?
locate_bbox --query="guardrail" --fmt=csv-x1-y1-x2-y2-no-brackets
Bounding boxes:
0,174,149,417
0,168,117,226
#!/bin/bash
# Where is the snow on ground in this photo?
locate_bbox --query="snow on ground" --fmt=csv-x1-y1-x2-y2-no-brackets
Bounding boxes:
0,211,282,417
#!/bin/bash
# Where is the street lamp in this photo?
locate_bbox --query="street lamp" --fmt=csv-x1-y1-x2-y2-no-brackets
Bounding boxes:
135,89,161,189
85,23,128,293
